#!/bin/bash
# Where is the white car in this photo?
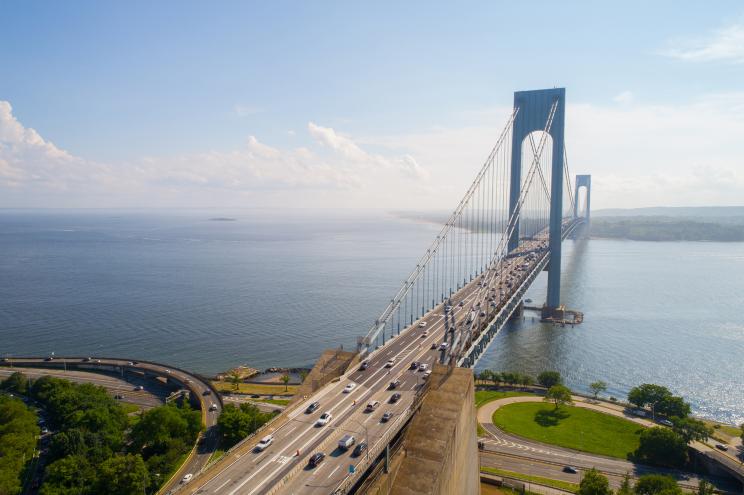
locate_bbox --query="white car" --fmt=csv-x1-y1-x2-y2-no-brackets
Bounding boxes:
255,434,273,451
418,364,428,372
181,473,193,484
209,403,218,411
421,330,429,337
423,370,432,379
418,321,427,328
316,412,332,426
343,383,356,393
439,342,449,350
385,359,395,368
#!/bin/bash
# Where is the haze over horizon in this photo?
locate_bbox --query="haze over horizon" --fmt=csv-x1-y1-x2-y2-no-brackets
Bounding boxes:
2,1,744,211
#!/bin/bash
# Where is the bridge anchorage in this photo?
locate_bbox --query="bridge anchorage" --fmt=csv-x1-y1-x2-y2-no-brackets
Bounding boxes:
360,88,591,368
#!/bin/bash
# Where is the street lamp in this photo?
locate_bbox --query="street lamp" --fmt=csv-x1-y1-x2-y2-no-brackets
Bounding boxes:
345,418,370,462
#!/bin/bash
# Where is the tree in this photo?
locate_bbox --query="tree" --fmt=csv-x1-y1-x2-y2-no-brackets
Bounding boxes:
617,473,633,495
280,374,290,392
537,371,562,388
94,454,149,495
627,384,671,410
578,468,611,495
671,417,712,443
697,480,715,495
634,427,688,468
489,371,501,386
740,423,744,443
299,370,308,384
589,380,607,400
519,374,534,386
217,403,274,448
633,474,682,495
1,371,29,394
130,404,201,455
477,370,491,385
545,385,572,409
656,395,690,419
229,371,241,391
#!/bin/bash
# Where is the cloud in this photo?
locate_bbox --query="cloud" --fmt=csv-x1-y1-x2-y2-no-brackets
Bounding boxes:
660,23,744,63
233,104,262,117
613,91,634,105
0,101,429,207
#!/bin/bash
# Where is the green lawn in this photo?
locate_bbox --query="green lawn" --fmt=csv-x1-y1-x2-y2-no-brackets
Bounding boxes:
475,390,535,409
492,402,642,459
259,398,290,407
481,467,579,493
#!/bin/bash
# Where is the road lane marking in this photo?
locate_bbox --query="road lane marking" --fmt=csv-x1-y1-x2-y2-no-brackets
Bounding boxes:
327,465,340,479
212,478,231,493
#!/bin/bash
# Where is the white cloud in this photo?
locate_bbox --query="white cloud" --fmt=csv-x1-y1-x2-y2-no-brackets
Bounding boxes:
661,23,744,63
233,104,262,117
613,91,634,105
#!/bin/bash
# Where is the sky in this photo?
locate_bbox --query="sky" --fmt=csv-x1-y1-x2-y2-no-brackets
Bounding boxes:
1,1,743,210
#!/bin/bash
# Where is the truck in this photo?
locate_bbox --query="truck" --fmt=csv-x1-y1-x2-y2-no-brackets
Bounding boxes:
338,434,356,450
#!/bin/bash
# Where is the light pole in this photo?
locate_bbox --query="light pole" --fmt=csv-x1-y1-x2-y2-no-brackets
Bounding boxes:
345,418,370,462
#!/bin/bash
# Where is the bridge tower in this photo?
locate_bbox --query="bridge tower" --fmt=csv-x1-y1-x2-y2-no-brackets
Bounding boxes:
574,174,591,223
507,88,566,311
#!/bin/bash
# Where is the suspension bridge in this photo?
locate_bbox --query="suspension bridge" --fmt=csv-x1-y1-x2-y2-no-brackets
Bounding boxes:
182,87,592,495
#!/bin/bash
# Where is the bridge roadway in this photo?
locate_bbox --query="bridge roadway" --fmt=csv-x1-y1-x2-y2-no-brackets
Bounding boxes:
0,357,222,494
184,237,551,495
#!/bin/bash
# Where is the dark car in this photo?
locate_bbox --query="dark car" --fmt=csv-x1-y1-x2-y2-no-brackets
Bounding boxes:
44,356,54,361
308,452,325,468
409,362,419,370
359,361,369,371
352,441,368,458
251,394,260,399
114,394,124,400
430,342,437,350
305,401,320,414
563,466,578,474
381,411,393,423
202,389,212,396
388,380,401,390
389,393,401,403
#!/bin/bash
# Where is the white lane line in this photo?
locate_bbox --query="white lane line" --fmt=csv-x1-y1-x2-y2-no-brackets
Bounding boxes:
327,465,340,479
213,478,231,493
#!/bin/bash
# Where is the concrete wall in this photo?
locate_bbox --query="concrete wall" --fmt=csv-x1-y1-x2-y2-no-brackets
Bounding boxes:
290,349,360,405
364,364,480,495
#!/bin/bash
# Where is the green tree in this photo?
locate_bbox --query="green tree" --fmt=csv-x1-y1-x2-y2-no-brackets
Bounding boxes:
671,417,712,443
589,380,607,400
697,479,715,495
578,468,611,495
617,473,633,495
489,371,501,386
537,371,562,388
656,395,690,419
0,395,40,495
94,454,149,495
1,371,29,395
519,374,534,386
545,384,572,409
634,427,688,468
627,384,671,409
41,455,96,495
477,369,492,385
217,403,274,448
633,474,682,495
130,404,201,455
229,371,241,391
280,374,290,392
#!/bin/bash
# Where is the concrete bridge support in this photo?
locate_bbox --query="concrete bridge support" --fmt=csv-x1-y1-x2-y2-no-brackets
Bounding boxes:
508,88,566,312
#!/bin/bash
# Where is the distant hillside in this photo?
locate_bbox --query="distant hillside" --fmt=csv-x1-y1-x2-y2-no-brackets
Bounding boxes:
594,206,744,221
592,217,744,242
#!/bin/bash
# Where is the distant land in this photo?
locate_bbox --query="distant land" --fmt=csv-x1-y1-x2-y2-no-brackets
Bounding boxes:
394,207,744,242
209,217,237,221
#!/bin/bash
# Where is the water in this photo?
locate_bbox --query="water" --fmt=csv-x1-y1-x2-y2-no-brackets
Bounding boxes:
0,210,742,425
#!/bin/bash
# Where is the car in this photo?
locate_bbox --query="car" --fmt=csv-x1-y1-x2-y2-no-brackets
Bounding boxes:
352,441,368,457
338,434,355,450
184,378,192,384
479,311,486,317
131,361,139,365
95,359,101,363
458,301,464,307
418,321,427,328
418,364,428,372
389,393,401,403
202,389,212,395
181,473,193,484
114,394,124,400
82,357,93,362
209,403,218,411
359,361,369,371
308,452,325,467
44,356,54,361
421,330,429,337
410,362,419,370
385,359,395,368
127,361,134,366
389,379,401,390
715,443,729,451
439,342,449,350
316,412,332,426
134,385,144,391
40,427,49,435
164,369,171,374
365,400,380,412
305,401,320,414
423,370,432,379
562,466,578,474
251,394,260,398
659,419,673,427
430,342,437,350
444,305,452,313
255,435,273,451
381,411,393,422
343,383,356,393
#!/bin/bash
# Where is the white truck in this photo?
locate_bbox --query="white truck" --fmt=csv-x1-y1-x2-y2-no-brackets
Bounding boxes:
338,434,356,450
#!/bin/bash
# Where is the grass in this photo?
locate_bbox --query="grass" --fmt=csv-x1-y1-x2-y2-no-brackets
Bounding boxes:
703,419,742,439
211,381,297,396
258,398,290,407
481,482,541,495
208,448,225,464
477,423,487,437
120,402,140,414
492,402,642,459
481,467,579,493
475,390,535,409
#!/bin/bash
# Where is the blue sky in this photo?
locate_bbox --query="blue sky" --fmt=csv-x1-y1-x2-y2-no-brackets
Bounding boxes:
1,1,743,209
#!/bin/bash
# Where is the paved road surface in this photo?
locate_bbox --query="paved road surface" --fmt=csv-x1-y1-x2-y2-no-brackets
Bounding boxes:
182,238,548,495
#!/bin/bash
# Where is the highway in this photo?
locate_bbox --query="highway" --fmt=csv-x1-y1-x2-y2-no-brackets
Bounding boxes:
0,367,168,409
0,357,222,494
183,234,550,494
